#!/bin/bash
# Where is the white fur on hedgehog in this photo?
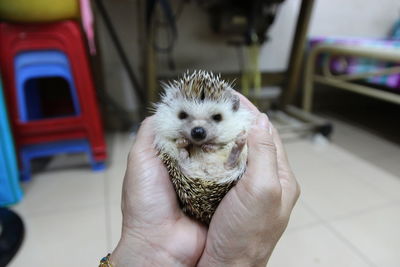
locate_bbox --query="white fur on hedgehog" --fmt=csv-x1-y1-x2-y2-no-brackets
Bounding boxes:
154,71,254,184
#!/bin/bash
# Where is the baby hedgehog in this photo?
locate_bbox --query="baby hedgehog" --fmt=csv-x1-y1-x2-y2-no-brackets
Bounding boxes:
153,70,253,224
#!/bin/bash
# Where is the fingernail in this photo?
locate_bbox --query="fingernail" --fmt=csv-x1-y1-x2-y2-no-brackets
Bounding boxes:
256,113,269,129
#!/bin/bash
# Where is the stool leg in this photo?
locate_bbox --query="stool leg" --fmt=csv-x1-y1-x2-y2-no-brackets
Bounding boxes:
87,144,106,171
20,152,31,182
91,161,106,171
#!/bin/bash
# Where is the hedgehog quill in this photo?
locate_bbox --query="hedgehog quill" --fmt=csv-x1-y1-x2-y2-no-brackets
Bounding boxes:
153,71,254,224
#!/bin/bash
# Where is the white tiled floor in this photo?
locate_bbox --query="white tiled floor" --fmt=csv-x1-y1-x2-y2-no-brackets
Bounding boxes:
7,125,400,267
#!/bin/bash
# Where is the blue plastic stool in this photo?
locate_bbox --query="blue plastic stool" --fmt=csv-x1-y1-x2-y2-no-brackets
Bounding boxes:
14,50,80,121
0,77,23,206
19,139,105,181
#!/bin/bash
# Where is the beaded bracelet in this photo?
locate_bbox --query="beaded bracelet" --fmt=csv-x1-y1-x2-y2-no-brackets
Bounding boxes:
99,253,113,267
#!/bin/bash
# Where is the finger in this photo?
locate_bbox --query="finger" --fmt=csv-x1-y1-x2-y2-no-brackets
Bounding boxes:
130,116,156,153
126,116,166,184
271,125,300,211
123,117,180,219
242,113,281,197
127,115,166,173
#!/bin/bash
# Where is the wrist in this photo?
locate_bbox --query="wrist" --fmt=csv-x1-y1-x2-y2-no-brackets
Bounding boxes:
110,229,189,267
198,256,268,267
197,245,271,267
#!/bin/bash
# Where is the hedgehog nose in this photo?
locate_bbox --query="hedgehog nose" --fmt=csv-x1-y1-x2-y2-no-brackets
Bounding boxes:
191,127,207,141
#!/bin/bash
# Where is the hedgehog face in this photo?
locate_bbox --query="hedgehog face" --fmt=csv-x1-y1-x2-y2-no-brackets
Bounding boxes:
177,97,243,146
155,89,250,147
154,71,253,149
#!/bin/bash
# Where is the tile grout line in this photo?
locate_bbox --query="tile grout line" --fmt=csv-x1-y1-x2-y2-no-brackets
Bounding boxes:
287,199,400,233
12,201,107,218
104,170,113,252
300,201,379,267
285,199,326,233
317,146,400,203
104,133,119,252
327,199,400,223
345,170,400,203
285,220,325,234
324,116,400,177
322,223,379,267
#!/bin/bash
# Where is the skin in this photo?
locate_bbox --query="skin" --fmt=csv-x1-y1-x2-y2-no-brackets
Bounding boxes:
110,95,300,267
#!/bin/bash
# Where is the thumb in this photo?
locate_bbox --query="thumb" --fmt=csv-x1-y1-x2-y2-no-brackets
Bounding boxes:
244,113,280,191
129,116,156,157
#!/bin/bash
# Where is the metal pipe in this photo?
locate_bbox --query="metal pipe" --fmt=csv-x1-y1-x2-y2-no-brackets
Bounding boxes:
314,75,400,105
302,43,400,111
94,0,147,108
282,0,315,106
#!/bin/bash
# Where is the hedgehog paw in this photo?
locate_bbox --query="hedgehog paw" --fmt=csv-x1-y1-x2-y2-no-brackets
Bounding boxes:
224,132,246,170
176,137,190,148
235,130,247,146
201,143,218,153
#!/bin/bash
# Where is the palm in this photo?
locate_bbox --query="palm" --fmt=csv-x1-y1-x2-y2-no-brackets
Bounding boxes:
121,131,207,266
204,180,263,258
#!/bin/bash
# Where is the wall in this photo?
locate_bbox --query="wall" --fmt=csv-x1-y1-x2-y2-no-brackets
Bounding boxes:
155,0,301,74
96,0,400,112
309,0,400,38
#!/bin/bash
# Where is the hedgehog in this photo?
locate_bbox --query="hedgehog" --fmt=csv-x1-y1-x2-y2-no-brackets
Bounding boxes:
153,70,254,224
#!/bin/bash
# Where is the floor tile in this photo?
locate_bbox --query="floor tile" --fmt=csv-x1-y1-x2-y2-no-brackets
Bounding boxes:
13,168,106,216
8,207,107,267
106,164,125,205
109,132,134,165
105,133,133,250
285,199,321,231
8,125,400,267
330,203,400,267
300,165,390,221
108,203,123,250
284,140,337,183
284,140,392,221
326,117,400,177
339,156,400,202
330,118,398,160
268,224,371,267
363,154,400,178
106,133,134,204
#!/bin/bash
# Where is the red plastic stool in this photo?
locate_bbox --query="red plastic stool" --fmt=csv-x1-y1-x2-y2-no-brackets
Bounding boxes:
0,21,106,162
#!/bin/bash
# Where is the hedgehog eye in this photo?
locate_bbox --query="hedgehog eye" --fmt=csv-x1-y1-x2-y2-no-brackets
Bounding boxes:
178,111,188,120
212,113,222,122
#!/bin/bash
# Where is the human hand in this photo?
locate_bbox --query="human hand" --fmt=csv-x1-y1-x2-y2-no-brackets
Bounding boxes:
110,117,207,267
197,97,300,267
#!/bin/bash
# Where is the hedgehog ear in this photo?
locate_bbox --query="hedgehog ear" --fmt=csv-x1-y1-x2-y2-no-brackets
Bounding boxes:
232,94,240,111
165,87,180,101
